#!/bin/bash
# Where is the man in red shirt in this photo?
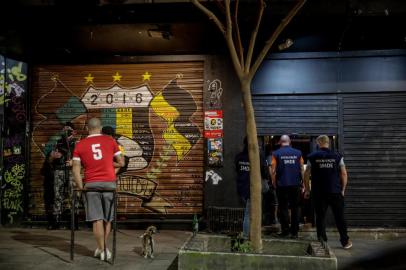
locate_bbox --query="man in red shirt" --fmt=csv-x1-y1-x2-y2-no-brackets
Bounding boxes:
72,118,124,261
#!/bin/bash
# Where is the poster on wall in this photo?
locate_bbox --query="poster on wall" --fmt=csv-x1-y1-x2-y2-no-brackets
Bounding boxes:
207,138,223,167
204,110,223,138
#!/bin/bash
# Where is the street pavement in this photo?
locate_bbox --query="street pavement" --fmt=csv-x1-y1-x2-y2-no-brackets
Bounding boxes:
0,228,189,270
0,227,405,270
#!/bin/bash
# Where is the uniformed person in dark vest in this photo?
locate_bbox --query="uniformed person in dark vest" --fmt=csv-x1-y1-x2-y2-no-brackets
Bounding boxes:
304,135,352,249
271,135,304,238
235,137,267,238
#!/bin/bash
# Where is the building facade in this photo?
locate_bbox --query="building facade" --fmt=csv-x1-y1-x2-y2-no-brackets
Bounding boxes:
1,1,406,228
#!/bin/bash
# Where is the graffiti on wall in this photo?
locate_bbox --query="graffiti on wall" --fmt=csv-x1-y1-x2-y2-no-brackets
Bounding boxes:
206,79,223,109
151,77,200,162
3,134,24,163
32,66,203,215
1,58,28,224
0,57,4,106
0,57,4,209
3,164,25,224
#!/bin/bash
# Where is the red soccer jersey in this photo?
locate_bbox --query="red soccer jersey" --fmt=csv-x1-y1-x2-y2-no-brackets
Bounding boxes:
72,134,121,183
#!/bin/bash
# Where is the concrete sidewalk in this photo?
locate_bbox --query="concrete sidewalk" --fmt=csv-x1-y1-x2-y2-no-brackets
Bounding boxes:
1,227,406,269
0,228,189,270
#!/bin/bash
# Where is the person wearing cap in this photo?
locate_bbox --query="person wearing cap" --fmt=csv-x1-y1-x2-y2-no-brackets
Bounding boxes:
101,126,128,175
304,135,352,249
270,135,304,238
47,122,77,229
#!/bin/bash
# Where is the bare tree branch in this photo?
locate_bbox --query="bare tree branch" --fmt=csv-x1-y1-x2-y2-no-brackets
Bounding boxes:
192,0,306,253
224,0,243,77
214,0,226,14
233,0,244,67
244,0,265,74
192,0,226,35
249,0,306,79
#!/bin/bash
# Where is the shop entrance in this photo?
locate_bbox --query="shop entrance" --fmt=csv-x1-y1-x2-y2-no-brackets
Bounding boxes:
261,134,338,228
263,134,338,163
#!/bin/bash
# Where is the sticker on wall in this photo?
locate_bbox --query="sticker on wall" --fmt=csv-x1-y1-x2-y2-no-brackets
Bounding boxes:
207,138,223,167
204,110,223,138
206,79,223,109
205,170,222,185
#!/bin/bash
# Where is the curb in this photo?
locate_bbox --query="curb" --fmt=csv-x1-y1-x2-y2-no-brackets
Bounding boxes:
263,225,406,240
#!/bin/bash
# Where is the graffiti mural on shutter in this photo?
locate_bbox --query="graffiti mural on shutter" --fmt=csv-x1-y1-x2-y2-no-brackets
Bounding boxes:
30,62,204,218
1,58,28,225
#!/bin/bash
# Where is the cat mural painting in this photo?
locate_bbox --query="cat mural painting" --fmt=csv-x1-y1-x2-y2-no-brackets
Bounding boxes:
72,118,124,261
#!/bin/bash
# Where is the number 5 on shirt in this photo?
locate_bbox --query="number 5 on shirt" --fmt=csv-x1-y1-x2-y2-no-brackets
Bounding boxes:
92,144,103,160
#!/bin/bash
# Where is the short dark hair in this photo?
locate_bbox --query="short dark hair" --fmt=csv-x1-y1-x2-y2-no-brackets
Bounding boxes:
64,122,75,130
102,126,115,136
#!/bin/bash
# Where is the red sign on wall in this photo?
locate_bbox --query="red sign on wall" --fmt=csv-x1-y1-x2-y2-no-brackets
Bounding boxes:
204,110,223,138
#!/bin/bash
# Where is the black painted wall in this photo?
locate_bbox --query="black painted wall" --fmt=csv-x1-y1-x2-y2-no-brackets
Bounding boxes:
1,57,28,225
203,55,245,209
252,50,406,95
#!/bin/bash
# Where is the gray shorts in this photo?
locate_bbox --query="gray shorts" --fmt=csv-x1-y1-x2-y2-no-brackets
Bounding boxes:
83,182,116,222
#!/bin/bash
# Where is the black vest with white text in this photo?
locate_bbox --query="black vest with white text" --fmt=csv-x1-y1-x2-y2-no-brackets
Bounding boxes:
273,146,302,187
307,148,342,194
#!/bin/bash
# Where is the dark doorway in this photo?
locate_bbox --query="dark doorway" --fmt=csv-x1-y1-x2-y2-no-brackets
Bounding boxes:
262,134,339,228
263,134,338,162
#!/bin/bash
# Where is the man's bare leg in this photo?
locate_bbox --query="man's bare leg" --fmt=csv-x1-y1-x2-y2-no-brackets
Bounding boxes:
93,220,105,250
104,221,111,245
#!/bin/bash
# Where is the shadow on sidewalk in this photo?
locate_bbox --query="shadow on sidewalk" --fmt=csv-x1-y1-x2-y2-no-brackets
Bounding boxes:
10,230,93,263
341,239,406,270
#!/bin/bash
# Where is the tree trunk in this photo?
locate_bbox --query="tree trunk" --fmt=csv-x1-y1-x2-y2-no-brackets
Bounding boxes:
241,79,262,252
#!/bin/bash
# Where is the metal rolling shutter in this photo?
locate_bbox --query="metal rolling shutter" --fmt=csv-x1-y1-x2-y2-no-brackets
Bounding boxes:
342,93,406,227
253,94,339,136
29,62,204,219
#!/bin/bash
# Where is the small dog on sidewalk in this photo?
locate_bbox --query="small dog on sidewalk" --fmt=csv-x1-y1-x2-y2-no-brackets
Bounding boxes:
140,225,157,259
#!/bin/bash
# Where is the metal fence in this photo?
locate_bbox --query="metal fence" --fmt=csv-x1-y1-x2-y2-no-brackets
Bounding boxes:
207,206,244,234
